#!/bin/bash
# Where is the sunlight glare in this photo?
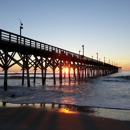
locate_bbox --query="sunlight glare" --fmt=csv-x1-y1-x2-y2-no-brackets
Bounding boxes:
58,108,78,114
63,67,69,74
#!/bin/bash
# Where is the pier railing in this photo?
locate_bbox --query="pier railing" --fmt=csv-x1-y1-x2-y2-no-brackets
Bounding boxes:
0,29,114,67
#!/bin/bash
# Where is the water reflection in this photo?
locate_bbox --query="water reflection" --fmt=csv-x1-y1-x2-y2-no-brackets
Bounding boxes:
58,108,78,114
61,97,75,104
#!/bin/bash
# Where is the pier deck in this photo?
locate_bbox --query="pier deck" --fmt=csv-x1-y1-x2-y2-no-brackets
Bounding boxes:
0,29,119,91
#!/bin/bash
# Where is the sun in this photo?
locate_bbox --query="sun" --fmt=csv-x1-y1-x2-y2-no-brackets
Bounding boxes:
63,67,69,74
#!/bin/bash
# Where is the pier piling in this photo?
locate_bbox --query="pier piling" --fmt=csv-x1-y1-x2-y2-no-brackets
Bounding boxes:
0,29,120,90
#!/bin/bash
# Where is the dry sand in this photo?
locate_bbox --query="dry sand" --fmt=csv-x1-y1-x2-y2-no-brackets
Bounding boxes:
0,106,130,130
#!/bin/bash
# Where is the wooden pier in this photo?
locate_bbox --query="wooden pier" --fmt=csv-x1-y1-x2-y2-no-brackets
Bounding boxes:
0,29,119,91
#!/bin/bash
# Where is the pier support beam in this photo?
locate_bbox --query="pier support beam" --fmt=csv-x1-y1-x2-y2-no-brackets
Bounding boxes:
59,66,62,84
41,57,46,85
68,66,71,84
22,68,25,85
73,67,76,80
59,60,62,84
82,68,84,79
85,67,87,79
4,47,8,91
22,55,25,85
26,52,30,87
43,68,47,85
41,63,44,85
53,67,56,85
77,67,80,79
33,56,39,84
34,67,37,84
87,67,90,78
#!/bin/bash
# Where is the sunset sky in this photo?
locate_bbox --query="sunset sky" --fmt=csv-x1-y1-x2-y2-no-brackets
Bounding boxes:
0,0,130,71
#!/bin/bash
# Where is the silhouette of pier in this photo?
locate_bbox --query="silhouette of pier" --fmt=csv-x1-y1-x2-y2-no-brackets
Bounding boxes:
0,29,120,91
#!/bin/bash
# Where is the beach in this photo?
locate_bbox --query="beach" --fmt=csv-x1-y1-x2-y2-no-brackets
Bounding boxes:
0,71,130,129
0,106,130,130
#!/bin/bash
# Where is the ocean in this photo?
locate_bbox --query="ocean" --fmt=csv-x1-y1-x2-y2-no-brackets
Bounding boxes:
0,70,130,120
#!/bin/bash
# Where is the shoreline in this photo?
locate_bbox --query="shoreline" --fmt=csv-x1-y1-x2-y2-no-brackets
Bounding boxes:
0,106,130,130
1,101,130,121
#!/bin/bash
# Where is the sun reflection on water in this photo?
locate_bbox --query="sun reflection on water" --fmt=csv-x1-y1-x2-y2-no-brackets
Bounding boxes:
61,96,75,104
58,108,78,114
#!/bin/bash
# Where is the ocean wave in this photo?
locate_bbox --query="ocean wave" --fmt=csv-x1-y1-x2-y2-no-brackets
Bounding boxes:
116,76,130,80
103,79,125,82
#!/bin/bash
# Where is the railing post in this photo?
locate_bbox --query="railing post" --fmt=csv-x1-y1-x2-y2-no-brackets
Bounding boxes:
35,41,37,49
17,35,18,44
40,43,41,50
24,38,25,46
48,45,49,51
30,39,31,48
9,33,11,43
0,30,1,41
44,44,45,50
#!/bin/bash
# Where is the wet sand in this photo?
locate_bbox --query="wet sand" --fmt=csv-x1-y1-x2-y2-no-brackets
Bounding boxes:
0,106,130,130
